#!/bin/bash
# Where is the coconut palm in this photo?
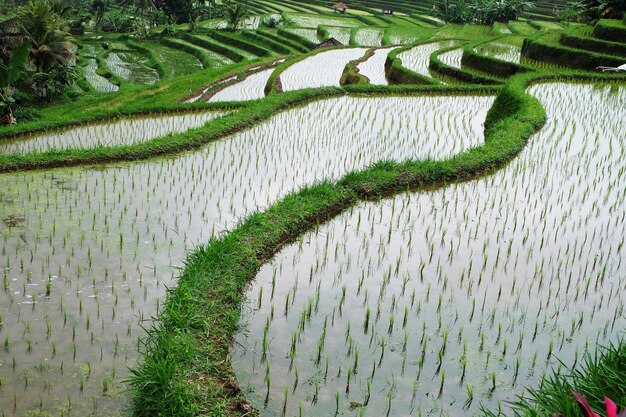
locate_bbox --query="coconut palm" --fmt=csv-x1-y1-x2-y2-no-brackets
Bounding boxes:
224,0,249,31
17,0,75,72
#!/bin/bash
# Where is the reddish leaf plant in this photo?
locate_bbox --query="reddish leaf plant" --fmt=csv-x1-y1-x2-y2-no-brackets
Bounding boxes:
572,392,626,417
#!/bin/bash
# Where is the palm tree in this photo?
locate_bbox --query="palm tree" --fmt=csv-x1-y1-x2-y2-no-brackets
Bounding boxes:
17,0,75,72
224,0,249,31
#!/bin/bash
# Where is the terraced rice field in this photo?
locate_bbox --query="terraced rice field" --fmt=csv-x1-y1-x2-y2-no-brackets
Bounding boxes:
357,47,397,84
0,93,495,416
285,13,361,28
283,27,320,43
208,69,274,102
145,41,203,77
280,48,368,91
84,59,120,93
104,52,160,84
398,40,461,77
439,47,464,68
3,6,626,417
354,28,385,46
475,40,523,63
321,26,353,45
232,82,626,417
0,112,226,154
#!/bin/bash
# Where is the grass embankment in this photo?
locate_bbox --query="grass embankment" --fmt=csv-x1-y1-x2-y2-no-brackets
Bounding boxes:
340,48,375,85
127,72,550,417
463,38,534,77
430,44,502,85
521,32,625,70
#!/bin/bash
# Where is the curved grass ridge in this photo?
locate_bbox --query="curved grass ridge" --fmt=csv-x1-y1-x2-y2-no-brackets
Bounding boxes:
462,37,534,78
127,71,552,417
340,48,375,85
522,36,625,70
429,43,502,85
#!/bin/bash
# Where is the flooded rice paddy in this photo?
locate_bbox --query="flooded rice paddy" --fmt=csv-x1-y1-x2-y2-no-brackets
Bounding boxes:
208,69,274,102
84,59,120,93
0,112,227,154
232,82,626,416
0,93,494,416
286,15,360,29
354,28,384,47
439,47,463,68
357,48,396,85
475,40,522,64
321,27,352,45
282,28,320,44
398,41,461,78
104,52,160,85
280,48,368,91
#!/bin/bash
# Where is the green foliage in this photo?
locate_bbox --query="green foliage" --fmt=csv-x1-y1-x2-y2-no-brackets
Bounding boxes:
560,31,626,57
481,339,626,417
223,0,249,31
522,36,624,70
592,18,626,41
262,14,282,28
566,0,625,22
0,42,29,88
17,0,75,71
434,0,535,24
0,42,30,123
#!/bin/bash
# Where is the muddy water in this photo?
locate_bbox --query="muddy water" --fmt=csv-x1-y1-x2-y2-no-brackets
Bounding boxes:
0,93,493,416
0,112,226,154
280,48,368,91
232,83,626,416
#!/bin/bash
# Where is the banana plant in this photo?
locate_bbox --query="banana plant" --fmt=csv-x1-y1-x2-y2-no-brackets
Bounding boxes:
0,42,31,125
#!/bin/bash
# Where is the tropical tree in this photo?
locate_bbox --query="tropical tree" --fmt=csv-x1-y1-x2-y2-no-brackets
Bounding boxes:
90,0,111,31
0,42,30,124
434,0,469,22
17,0,75,72
121,0,157,33
434,0,533,24
224,0,249,31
